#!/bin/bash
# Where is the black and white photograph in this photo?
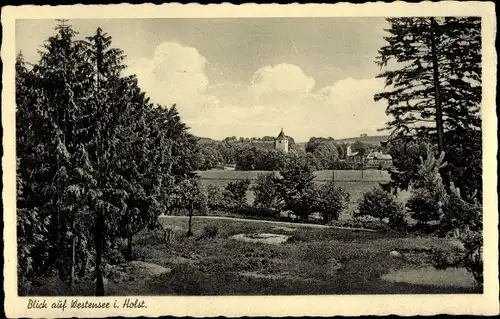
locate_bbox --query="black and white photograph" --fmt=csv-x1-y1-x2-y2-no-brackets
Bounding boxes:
2,2,498,317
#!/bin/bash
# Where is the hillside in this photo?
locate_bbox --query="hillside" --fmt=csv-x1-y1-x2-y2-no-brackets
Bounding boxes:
335,135,390,146
196,135,390,147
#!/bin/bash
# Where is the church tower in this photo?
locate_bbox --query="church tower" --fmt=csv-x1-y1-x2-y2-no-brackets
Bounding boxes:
275,128,289,153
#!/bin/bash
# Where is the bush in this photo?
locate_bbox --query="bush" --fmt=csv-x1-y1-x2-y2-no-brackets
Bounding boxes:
406,188,441,225
442,186,482,232
405,148,447,226
356,188,404,225
279,153,316,220
251,173,282,214
200,224,219,239
313,182,350,224
459,227,483,284
224,179,251,211
206,184,227,211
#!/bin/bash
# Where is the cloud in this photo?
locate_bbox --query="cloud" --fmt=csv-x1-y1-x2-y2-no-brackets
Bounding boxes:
250,63,316,107
304,77,388,138
125,49,388,141
124,42,219,119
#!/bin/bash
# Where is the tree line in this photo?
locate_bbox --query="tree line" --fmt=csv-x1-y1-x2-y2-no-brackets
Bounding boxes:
16,21,203,295
196,136,377,171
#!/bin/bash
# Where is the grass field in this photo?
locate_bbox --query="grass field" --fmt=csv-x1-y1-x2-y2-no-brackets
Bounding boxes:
31,216,479,296
197,169,392,182
197,169,407,219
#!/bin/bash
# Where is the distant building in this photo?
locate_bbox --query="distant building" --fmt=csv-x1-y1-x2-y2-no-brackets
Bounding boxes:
360,133,368,137
366,150,393,169
274,128,289,153
345,144,363,163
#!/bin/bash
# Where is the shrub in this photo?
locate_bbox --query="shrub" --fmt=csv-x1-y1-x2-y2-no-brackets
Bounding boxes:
206,184,227,211
279,153,316,220
406,188,441,225
430,227,483,285
224,179,251,211
200,224,219,240
405,148,447,226
442,185,482,232
356,188,404,224
313,182,350,224
284,187,317,221
251,173,282,214
105,245,125,265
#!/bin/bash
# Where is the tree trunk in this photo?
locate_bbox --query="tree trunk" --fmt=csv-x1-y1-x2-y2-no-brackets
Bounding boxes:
70,234,76,287
323,214,329,225
187,204,193,237
164,228,171,246
95,214,105,296
126,230,133,261
430,17,445,156
430,18,451,191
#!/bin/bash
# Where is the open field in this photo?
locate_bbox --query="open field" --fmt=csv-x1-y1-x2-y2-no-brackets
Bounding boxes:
29,216,479,296
197,169,392,182
197,169,408,219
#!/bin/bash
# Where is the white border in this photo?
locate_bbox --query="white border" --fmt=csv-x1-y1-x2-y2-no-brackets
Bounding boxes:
2,2,498,317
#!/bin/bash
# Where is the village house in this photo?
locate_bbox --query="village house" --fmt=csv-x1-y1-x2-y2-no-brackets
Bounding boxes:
345,144,363,163
365,150,393,169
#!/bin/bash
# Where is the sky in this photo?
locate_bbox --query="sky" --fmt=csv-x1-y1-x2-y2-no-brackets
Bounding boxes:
16,18,392,142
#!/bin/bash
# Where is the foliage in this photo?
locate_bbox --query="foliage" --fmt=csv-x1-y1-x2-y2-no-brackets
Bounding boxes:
351,140,369,158
312,142,340,170
406,148,447,225
385,138,431,191
16,21,199,295
251,173,282,214
278,153,316,220
374,17,482,202
312,182,350,224
196,145,223,170
200,225,219,240
356,187,404,226
443,129,482,202
441,185,482,232
170,178,208,215
224,179,251,211
234,145,287,171
374,17,481,138
206,184,227,211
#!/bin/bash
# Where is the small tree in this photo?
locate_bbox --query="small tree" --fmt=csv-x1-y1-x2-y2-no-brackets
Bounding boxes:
251,173,282,215
351,140,369,158
406,145,448,226
286,186,317,221
442,184,482,232
313,182,350,224
224,178,251,212
206,184,227,212
172,178,208,237
356,187,404,226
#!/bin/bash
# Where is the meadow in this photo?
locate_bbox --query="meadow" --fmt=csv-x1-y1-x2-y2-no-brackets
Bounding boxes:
30,217,480,296
197,169,409,219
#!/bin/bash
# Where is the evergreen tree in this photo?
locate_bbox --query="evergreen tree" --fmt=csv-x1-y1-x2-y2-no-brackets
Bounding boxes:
375,17,482,201
16,53,53,286
21,20,97,286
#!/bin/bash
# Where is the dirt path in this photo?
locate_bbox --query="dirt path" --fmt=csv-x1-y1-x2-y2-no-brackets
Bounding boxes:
159,215,377,232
